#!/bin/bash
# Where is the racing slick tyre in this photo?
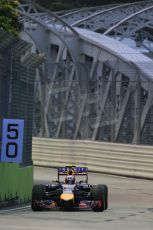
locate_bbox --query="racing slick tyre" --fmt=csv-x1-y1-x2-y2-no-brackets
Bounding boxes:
31,184,46,211
99,184,108,210
91,185,106,212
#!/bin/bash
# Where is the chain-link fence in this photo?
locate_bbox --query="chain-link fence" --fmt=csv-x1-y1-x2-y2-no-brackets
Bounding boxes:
1,34,152,147
0,31,43,166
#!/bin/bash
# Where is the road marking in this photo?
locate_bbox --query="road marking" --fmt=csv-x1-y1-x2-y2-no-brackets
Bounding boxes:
0,225,50,230
0,205,30,214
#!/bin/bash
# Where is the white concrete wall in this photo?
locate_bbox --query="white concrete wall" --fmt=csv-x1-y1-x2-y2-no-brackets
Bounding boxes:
32,137,153,179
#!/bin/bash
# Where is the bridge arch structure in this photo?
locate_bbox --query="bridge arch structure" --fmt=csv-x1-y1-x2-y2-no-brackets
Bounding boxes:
18,0,153,145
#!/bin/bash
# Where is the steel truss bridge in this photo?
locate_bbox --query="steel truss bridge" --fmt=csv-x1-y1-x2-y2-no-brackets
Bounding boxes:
18,0,153,144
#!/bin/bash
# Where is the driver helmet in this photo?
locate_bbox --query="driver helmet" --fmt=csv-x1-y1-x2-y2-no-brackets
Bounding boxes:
65,175,75,184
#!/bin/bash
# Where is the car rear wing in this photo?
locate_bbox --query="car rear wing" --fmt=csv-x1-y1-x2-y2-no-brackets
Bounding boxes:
58,166,88,182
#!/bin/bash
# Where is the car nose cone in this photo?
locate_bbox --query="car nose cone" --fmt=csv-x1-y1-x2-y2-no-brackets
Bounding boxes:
60,193,74,201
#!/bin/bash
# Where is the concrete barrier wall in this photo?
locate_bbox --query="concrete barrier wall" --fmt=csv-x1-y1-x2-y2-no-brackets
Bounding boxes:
32,137,153,179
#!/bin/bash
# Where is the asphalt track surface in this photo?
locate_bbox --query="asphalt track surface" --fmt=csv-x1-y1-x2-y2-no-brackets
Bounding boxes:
0,167,153,230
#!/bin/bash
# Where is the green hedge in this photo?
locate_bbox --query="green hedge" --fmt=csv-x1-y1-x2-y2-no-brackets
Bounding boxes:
0,163,33,204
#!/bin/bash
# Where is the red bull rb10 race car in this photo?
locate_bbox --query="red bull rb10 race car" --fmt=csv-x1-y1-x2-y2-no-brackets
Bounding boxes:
31,166,108,212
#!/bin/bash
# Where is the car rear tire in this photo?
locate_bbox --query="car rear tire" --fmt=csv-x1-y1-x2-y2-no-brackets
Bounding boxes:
31,184,46,211
91,185,105,212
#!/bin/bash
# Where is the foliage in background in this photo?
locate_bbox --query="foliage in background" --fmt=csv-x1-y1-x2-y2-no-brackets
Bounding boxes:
35,0,145,11
0,0,21,35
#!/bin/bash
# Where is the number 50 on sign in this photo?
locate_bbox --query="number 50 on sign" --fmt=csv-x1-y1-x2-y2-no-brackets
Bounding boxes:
1,119,24,163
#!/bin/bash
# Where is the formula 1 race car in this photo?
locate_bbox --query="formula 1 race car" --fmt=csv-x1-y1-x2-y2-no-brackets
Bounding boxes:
31,166,108,212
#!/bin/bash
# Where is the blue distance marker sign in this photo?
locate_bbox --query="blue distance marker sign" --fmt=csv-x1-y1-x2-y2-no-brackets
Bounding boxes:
1,119,24,163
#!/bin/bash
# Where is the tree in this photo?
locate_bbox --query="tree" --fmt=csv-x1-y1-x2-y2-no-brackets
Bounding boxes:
0,0,22,35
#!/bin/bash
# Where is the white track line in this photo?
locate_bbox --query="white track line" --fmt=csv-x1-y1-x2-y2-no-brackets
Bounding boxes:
0,205,30,214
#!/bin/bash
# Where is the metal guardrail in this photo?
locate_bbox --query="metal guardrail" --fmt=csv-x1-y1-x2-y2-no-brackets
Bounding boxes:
32,137,153,179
